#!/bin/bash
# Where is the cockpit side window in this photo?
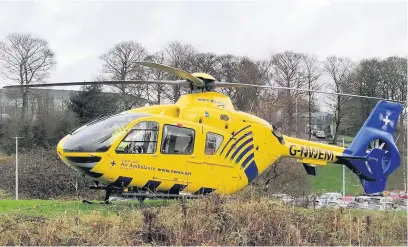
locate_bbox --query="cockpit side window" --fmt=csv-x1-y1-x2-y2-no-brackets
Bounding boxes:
116,121,159,154
205,132,224,155
161,125,195,155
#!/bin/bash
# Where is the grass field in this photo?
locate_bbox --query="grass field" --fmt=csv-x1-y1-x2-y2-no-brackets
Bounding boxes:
309,135,361,195
0,199,168,217
339,135,355,143
329,135,353,148
309,163,363,195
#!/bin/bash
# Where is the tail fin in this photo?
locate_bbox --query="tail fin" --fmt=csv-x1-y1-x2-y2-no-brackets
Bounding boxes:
340,100,402,194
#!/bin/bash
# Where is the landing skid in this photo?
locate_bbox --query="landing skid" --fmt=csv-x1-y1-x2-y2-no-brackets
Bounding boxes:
82,182,205,204
82,199,111,204
120,192,204,200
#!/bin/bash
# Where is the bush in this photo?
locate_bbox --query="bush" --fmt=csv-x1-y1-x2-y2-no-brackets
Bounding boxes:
250,159,312,197
0,109,79,154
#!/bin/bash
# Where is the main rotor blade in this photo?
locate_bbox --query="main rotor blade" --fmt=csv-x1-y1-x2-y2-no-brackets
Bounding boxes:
214,82,406,104
136,61,204,87
2,79,190,88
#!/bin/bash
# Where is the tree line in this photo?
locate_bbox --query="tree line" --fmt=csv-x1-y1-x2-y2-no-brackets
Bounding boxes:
0,34,406,148
1,33,405,147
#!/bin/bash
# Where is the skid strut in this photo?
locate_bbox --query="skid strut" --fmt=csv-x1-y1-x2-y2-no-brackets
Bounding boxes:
82,184,120,204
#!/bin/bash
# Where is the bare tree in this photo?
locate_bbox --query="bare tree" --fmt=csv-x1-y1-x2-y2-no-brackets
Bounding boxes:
351,59,384,128
144,51,171,104
217,54,240,100
270,51,306,136
380,56,407,127
190,52,220,75
234,57,265,111
253,59,280,123
302,55,322,140
100,41,148,109
0,33,56,119
162,41,196,102
216,55,266,112
324,56,354,144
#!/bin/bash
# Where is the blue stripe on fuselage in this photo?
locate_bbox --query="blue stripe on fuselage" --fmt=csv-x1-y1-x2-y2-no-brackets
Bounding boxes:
224,132,252,158
235,144,253,164
230,138,253,160
244,160,258,183
219,125,251,155
240,152,254,168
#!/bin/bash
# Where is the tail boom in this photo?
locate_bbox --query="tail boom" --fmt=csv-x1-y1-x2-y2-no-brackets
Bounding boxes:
282,136,345,165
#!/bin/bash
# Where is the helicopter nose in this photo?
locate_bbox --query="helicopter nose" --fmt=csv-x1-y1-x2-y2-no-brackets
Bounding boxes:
57,137,104,179
62,156,104,179
64,156,101,168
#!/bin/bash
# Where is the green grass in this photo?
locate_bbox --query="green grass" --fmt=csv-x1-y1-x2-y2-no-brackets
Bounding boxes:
338,135,354,143
310,134,361,194
310,134,359,195
331,135,354,148
0,199,169,217
310,163,363,195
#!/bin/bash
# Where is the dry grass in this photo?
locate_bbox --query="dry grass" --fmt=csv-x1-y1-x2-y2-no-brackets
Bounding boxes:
0,154,10,162
0,195,406,246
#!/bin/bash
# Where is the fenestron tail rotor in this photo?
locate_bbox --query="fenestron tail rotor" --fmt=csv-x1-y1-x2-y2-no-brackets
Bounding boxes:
365,138,389,173
366,138,387,154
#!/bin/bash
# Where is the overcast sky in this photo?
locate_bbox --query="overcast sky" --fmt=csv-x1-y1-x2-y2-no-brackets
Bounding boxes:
0,0,406,89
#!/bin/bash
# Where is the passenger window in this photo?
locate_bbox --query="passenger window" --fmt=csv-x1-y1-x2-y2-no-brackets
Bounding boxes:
161,125,195,154
116,121,159,154
205,132,224,155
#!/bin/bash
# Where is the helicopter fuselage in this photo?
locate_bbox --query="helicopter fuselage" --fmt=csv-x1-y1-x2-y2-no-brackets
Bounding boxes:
57,92,345,195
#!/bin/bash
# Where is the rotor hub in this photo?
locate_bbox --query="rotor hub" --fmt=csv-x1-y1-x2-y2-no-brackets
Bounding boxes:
191,72,216,81
191,72,216,91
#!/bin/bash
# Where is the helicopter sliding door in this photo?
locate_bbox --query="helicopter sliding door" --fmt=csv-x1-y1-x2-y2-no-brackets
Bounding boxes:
106,121,161,190
200,131,225,193
155,124,195,194
115,121,159,155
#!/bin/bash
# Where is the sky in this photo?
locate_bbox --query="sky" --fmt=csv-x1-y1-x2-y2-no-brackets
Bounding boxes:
0,0,406,93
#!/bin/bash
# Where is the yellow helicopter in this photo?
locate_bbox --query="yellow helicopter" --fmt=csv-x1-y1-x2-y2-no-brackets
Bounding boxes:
4,62,404,203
